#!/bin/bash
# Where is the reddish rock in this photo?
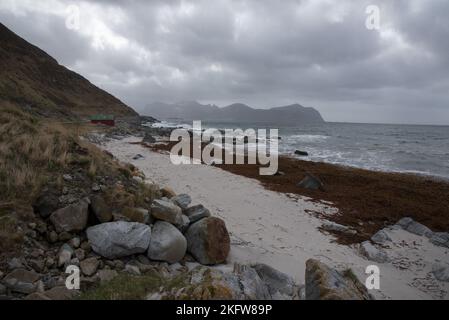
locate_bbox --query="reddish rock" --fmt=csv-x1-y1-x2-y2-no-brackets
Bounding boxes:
186,217,230,265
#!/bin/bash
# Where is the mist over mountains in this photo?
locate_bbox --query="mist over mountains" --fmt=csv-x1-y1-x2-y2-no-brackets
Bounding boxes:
142,101,325,124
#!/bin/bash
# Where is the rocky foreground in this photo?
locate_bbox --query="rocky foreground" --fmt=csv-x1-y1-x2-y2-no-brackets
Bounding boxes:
0,172,373,300
0,124,378,300
1,123,448,300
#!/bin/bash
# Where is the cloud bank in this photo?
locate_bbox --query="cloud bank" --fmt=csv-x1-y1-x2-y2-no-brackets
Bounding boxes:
1,0,448,124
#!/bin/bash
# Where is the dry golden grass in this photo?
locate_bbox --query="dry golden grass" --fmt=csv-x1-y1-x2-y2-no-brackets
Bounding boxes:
0,103,121,203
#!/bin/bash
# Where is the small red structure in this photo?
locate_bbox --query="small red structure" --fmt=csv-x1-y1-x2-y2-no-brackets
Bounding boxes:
90,114,115,126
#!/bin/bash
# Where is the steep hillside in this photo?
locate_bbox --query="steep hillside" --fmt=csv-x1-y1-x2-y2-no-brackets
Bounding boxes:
0,23,137,119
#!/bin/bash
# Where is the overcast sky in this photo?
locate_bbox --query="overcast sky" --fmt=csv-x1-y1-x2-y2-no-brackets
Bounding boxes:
1,0,448,124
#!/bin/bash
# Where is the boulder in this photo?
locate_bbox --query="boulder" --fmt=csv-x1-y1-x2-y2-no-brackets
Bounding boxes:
68,237,80,249
172,194,192,210
0,283,6,295
252,263,296,297
132,154,144,160
396,217,433,237
90,195,112,223
58,231,73,242
305,259,372,300
47,230,58,243
58,244,74,268
321,222,356,235
80,257,100,277
74,248,86,261
7,257,24,270
25,292,51,300
3,269,40,294
122,207,150,224
360,241,390,263
125,264,141,275
294,150,309,156
145,263,301,300
233,264,271,300
43,286,77,300
160,186,176,198
50,199,89,233
185,217,230,265
33,193,59,218
430,232,449,248
432,263,449,282
86,221,151,259
184,204,211,224
148,221,187,264
371,229,392,245
142,133,156,144
297,174,324,191
151,199,183,226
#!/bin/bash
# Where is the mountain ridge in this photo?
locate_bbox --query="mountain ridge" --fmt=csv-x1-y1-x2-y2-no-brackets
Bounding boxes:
142,101,325,124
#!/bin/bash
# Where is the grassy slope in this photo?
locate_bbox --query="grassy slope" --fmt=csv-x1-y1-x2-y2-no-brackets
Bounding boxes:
0,104,158,259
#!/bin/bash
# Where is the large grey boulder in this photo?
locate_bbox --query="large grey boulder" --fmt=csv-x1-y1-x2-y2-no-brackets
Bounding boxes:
172,194,192,210
252,263,296,297
148,221,187,263
360,241,390,263
151,199,183,226
50,199,89,233
90,195,112,223
185,217,230,265
86,221,151,259
305,259,372,300
184,205,211,224
396,217,433,237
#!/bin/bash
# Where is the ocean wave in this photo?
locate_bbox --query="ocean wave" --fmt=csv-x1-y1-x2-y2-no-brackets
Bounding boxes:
286,134,329,143
148,121,192,129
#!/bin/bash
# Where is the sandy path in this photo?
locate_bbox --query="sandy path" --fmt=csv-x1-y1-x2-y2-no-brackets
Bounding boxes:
102,137,449,300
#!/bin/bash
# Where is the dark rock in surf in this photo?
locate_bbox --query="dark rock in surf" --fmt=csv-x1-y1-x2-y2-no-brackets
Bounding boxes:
295,150,309,156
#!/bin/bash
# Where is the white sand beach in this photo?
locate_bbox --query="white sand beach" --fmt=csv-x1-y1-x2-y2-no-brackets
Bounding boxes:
102,137,449,300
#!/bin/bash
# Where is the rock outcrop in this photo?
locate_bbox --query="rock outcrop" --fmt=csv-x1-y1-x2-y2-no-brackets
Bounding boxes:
305,259,373,300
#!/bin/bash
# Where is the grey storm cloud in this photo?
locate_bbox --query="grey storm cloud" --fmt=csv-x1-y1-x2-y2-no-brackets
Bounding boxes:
0,0,448,124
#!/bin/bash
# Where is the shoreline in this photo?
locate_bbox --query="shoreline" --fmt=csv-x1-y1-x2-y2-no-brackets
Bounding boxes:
146,138,449,245
100,136,449,300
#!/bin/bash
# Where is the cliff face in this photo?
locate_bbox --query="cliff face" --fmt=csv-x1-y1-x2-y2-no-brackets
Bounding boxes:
143,101,325,125
0,23,138,119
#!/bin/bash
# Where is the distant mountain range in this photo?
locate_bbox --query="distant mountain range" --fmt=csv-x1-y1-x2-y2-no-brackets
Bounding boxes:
142,101,325,124
0,23,137,119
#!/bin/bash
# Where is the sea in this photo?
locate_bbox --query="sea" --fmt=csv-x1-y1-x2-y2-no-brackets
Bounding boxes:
145,120,449,181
